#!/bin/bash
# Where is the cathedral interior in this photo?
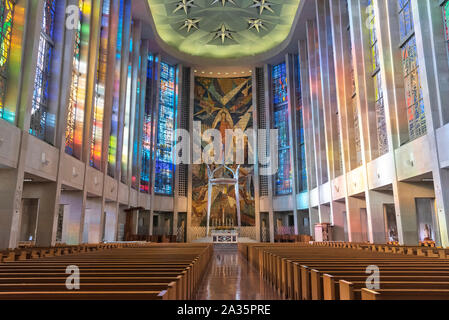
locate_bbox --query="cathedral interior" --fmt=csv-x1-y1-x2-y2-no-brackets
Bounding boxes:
1,0,449,303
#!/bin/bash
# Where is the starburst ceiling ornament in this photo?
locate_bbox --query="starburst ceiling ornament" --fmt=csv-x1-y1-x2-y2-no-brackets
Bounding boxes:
173,0,196,14
248,18,267,32
213,24,234,44
180,18,200,32
250,0,274,15
211,0,237,6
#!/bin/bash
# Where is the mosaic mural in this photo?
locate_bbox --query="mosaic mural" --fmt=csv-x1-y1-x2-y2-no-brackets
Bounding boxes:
192,76,255,227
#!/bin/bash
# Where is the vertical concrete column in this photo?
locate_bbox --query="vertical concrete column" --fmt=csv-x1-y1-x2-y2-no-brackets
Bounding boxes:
332,201,347,241
60,191,84,244
298,38,316,236
173,64,183,237
366,190,394,243
346,197,365,242
412,0,449,247
149,54,162,237
0,0,43,249
252,67,261,242
285,54,299,235
305,19,323,226
187,68,195,242
263,64,275,243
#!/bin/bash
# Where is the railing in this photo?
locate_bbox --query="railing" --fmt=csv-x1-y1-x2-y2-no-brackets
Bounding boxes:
188,226,207,241
187,226,258,241
239,227,257,240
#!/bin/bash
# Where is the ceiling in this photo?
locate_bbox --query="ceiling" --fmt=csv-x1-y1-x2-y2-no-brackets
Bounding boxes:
144,0,302,62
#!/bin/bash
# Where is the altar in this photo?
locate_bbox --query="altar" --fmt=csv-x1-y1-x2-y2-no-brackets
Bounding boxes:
211,229,238,244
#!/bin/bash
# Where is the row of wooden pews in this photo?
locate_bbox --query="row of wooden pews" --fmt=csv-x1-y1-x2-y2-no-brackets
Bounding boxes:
239,242,449,300
0,243,212,300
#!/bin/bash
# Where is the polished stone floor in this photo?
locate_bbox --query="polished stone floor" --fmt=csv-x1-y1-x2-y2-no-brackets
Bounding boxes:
195,244,282,300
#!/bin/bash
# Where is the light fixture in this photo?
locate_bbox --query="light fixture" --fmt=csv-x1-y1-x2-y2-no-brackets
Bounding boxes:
24,178,33,183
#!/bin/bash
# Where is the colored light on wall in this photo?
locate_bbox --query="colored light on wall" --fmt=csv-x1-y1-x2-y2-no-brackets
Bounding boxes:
443,2,449,63
65,0,90,158
155,61,176,195
90,0,111,169
108,0,124,177
121,46,132,184
0,0,14,123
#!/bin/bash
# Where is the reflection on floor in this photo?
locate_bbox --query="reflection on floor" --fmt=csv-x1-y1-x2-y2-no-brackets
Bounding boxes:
195,244,281,300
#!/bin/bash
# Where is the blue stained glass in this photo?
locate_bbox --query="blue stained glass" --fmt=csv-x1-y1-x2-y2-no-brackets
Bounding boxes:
272,63,288,105
295,56,307,191
30,0,56,141
140,54,154,193
155,62,176,195
272,62,292,196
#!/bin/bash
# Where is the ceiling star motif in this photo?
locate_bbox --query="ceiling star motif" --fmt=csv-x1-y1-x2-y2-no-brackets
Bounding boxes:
211,0,237,6
250,0,274,15
173,0,196,14
147,0,301,59
213,24,234,44
248,18,267,32
180,18,200,32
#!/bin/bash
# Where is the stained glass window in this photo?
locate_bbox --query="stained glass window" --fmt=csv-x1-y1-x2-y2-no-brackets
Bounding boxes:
140,54,154,193
154,61,176,195
294,56,307,192
30,0,56,141
107,0,125,177
272,62,292,196
0,0,14,123
367,0,388,156
346,13,362,167
272,63,288,105
398,0,426,141
65,0,88,158
353,98,362,167
90,0,111,169
443,1,449,64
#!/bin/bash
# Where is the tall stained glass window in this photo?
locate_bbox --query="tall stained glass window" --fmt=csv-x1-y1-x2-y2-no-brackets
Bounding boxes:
90,0,111,169
0,0,14,123
272,62,292,196
140,54,154,193
398,0,426,141
367,0,388,156
443,1,449,64
30,0,56,141
154,61,176,195
294,56,307,192
345,0,362,168
107,0,124,177
65,0,88,158
121,33,132,184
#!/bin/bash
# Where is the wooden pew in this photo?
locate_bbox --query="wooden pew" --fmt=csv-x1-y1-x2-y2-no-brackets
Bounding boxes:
361,288,449,300
0,243,213,300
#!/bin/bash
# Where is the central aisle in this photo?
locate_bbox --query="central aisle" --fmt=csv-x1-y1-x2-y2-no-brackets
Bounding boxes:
195,245,282,300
